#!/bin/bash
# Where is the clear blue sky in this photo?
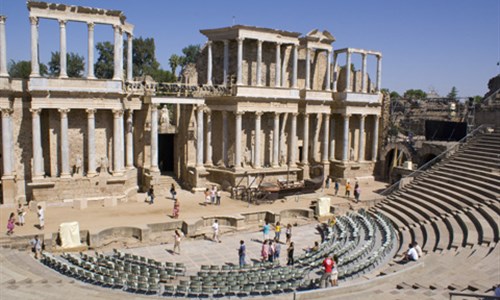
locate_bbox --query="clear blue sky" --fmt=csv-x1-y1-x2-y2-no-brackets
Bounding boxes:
1,0,499,97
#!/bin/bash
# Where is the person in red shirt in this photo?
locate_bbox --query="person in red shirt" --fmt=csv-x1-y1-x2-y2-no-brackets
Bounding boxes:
321,255,334,288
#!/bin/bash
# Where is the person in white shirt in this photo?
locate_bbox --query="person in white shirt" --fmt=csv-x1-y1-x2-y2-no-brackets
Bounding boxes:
212,219,221,243
404,242,419,262
37,205,44,230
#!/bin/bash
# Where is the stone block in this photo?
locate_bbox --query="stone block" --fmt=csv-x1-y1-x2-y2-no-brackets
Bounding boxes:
103,197,117,207
72,199,87,210
316,197,331,217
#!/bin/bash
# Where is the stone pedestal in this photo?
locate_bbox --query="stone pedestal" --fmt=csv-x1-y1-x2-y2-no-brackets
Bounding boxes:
1,177,16,204
73,199,87,210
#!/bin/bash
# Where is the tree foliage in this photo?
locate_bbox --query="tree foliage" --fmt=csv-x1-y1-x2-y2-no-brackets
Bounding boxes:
390,91,401,100
179,44,201,67
8,60,47,79
94,41,114,79
403,89,427,100
95,37,175,82
48,51,85,78
447,86,458,100
169,54,181,75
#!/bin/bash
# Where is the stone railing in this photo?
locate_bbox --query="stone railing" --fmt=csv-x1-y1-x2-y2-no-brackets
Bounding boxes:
125,80,231,97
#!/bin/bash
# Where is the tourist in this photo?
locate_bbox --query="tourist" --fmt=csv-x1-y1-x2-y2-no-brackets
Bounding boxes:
325,177,330,189
210,185,217,204
274,237,281,261
172,199,180,219
268,240,275,262
274,221,281,242
148,186,155,205
6,212,15,235
170,184,176,200
285,224,292,244
334,181,339,196
216,189,221,206
173,229,183,254
329,216,337,228
414,241,423,257
354,182,361,203
287,242,295,266
212,219,221,243
404,243,419,262
345,181,351,198
332,254,339,286
238,240,246,267
37,205,44,230
262,222,271,241
261,240,269,262
17,203,25,226
204,188,211,205
321,255,333,288
30,235,42,259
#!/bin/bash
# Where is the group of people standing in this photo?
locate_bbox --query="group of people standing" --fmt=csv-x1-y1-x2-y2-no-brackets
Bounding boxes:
6,204,44,236
329,178,361,203
259,222,295,266
204,185,221,206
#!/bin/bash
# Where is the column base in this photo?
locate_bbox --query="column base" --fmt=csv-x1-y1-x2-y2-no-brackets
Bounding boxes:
1,178,16,205
60,173,71,178
112,172,124,177
126,165,135,170
204,161,213,167
150,166,160,173
59,74,68,79
86,171,97,178
272,164,280,168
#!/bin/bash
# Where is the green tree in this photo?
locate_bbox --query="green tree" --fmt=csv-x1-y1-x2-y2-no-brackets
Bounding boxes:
94,41,114,79
447,86,458,100
179,44,201,67
473,95,482,104
169,54,181,75
8,60,47,79
48,51,85,78
129,37,160,77
390,91,401,99
403,89,427,100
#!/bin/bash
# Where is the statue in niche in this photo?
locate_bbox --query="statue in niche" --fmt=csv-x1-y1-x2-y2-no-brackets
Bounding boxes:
74,155,82,176
350,147,355,161
99,156,109,175
160,105,170,126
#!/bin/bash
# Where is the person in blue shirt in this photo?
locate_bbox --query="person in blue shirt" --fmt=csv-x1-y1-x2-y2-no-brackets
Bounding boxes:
238,240,246,267
263,222,271,241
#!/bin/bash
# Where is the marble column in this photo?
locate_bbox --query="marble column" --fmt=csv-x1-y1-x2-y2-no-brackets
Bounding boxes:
126,110,134,169
150,106,159,171
253,112,262,168
376,55,382,92
236,38,244,85
342,114,350,161
345,51,352,92
332,53,338,92
113,109,124,174
1,109,12,176
59,20,68,78
196,105,204,167
59,108,70,176
292,44,298,88
372,115,380,162
275,43,281,87
87,22,95,79
325,50,331,91
361,53,367,93
256,40,263,86
223,40,229,86
127,32,133,81
30,17,40,77
305,47,311,90
31,108,43,178
289,113,298,167
272,112,280,167
0,16,7,77
86,109,96,176
358,114,366,162
205,109,213,166
322,113,330,163
234,112,243,168
302,113,309,165
206,40,213,85
329,114,335,161
222,111,228,167
281,46,287,88
113,25,122,80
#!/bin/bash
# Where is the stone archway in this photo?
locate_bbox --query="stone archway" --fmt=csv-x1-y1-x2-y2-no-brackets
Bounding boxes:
379,142,415,181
